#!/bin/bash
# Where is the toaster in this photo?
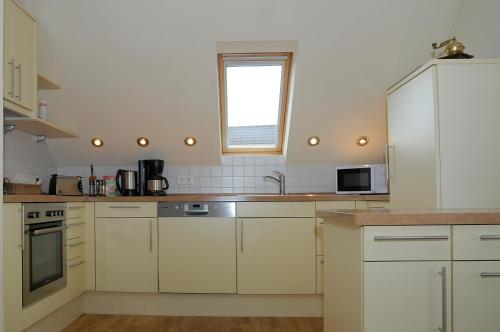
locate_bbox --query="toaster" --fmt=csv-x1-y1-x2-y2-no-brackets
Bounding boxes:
49,175,83,196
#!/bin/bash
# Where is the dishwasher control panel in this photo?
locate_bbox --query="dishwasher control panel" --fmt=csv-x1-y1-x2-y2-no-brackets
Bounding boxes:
158,202,235,218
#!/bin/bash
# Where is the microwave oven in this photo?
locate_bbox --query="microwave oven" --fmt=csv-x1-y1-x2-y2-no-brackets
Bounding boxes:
336,165,388,194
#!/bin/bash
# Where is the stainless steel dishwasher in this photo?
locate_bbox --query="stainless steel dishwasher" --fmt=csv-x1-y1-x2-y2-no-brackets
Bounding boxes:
157,202,236,293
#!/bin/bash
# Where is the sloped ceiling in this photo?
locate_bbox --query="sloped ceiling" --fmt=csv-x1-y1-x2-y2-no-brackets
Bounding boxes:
21,0,462,166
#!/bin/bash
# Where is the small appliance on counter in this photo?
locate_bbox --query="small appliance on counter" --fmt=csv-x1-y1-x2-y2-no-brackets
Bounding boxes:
336,165,388,194
49,175,83,196
138,159,169,196
115,169,138,196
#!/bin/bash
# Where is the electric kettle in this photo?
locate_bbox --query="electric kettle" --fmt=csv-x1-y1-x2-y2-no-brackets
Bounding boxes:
115,169,138,196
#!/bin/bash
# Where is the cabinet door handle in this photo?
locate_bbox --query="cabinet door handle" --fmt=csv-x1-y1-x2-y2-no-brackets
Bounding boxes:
240,219,244,252
438,266,447,332
20,217,25,251
149,220,153,252
68,241,85,247
15,63,21,100
68,221,85,226
8,59,14,97
109,206,141,209
373,235,449,241
387,145,396,179
480,272,500,277
69,260,85,268
480,235,500,240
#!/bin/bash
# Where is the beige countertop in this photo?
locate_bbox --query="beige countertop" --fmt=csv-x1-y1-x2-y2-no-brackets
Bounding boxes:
317,209,500,226
3,193,389,203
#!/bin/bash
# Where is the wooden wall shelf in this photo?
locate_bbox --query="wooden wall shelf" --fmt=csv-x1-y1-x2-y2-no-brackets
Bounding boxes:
37,74,61,90
4,117,78,138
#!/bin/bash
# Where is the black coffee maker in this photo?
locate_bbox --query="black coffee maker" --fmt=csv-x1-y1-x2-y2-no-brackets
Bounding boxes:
138,159,169,196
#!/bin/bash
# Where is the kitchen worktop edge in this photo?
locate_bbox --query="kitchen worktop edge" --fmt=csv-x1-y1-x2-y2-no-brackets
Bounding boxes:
3,193,390,203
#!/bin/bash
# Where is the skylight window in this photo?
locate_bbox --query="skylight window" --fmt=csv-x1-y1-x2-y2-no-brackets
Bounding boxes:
218,53,293,154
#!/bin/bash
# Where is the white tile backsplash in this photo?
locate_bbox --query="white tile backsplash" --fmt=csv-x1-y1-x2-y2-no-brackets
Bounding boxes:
4,131,57,193
52,155,342,194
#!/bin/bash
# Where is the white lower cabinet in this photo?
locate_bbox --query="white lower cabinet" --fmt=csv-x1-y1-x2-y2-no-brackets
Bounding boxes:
364,261,451,332
453,261,500,332
95,217,158,292
158,217,236,293
236,217,316,294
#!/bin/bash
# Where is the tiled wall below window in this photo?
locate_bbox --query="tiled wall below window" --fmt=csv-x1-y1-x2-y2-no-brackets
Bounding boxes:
58,156,339,194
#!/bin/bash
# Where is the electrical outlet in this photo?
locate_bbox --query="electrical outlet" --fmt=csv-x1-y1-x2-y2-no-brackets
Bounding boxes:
177,175,194,185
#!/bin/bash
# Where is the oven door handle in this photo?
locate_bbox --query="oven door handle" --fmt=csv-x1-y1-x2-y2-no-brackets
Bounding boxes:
32,225,68,236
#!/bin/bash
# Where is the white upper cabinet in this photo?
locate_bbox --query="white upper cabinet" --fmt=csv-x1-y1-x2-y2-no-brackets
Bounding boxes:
387,60,500,208
4,0,37,115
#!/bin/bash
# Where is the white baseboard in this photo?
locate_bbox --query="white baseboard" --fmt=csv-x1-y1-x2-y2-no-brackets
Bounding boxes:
23,296,83,332
83,292,323,317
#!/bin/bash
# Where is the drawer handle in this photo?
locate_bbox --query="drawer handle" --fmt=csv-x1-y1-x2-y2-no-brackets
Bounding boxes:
68,222,85,226
109,206,141,209
480,272,500,277
480,235,500,240
373,235,449,241
68,206,85,210
69,260,85,268
68,241,85,247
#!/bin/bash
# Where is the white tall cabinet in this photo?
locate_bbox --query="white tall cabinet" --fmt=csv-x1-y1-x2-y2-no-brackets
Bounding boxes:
387,60,500,208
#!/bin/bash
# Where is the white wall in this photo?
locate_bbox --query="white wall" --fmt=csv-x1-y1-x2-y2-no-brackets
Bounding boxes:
3,131,57,193
453,0,500,58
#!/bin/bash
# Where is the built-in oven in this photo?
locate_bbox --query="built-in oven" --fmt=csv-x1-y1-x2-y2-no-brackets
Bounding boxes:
23,203,67,307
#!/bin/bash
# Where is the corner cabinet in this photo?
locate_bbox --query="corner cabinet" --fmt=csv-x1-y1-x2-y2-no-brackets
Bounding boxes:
387,60,500,209
236,202,316,294
4,0,37,116
324,220,500,332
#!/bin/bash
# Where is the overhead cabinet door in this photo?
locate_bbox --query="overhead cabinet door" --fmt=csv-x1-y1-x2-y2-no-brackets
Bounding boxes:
386,67,439,208
236,217,316,294
95,217,158,292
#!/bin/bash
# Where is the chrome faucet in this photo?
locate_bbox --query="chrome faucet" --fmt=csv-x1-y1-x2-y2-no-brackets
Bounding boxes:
264,171,287,195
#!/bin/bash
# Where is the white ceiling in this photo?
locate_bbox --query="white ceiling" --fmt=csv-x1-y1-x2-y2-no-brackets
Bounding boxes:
21,0,462,166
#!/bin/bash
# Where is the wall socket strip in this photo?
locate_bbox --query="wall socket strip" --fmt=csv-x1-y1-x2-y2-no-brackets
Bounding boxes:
177,175,194,185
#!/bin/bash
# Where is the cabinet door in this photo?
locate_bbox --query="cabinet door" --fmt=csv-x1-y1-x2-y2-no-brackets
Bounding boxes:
453,261,500,332
159,217,236,293
237,218,316,294
387,67,439,208
3,204,23,332
95,218,158,292
11,1,37,112
4,0,15,103
364,261,451,332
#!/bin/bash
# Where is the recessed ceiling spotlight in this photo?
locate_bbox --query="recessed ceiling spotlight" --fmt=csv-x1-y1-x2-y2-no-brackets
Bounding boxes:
184,136,197,146
356,136,369,146
307,136,320,146
91,137,104,147
137,137,150,147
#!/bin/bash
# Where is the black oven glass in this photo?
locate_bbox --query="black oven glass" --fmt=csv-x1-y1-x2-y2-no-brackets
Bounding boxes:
29,223,64,291
338,168,371,191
